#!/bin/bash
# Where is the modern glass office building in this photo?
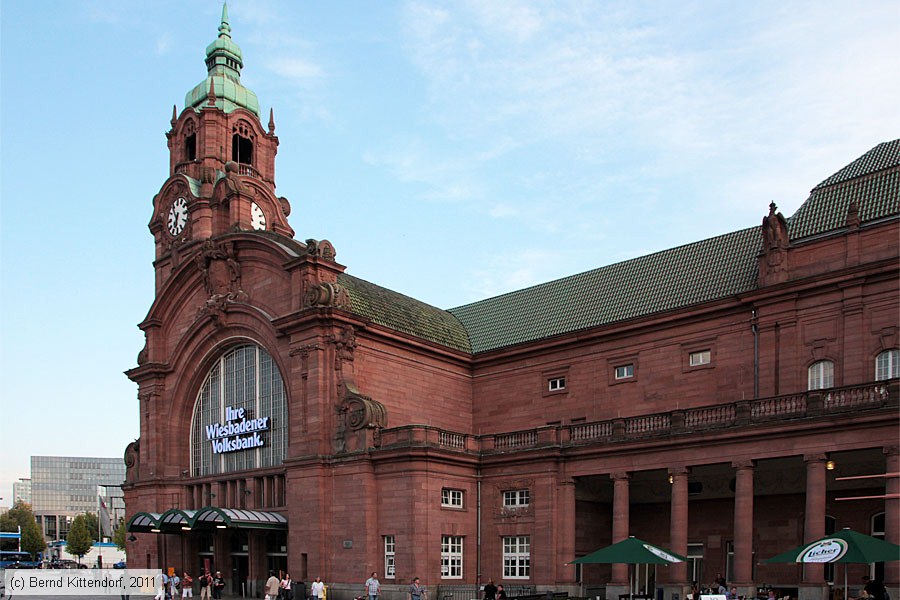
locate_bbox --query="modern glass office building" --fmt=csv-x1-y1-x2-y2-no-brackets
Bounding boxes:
31,456,125,541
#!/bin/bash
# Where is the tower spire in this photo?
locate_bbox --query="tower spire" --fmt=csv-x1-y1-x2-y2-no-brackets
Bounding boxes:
184,1,260,116
219,3,232,39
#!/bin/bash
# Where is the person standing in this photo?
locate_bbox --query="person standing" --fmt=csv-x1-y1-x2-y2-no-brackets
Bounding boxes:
281,573,294,600
182,572,194,598
408,577,427,600
483,580,497,600
198,570,212,600
365,572,381,600
266,571,281,600
311,576,326,600
497,585,507,600
169,572,181,600
212,571,226,600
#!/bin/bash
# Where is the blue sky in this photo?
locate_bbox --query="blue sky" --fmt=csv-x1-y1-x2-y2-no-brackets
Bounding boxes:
1,0,898,507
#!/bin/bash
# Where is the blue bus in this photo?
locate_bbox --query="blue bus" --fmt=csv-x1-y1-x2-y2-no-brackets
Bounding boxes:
0,550,39,568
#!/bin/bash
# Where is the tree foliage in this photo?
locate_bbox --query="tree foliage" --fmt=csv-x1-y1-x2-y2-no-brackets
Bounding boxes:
66,514,93,562
112,516,127,551
0,501,45,557
81,511,100,542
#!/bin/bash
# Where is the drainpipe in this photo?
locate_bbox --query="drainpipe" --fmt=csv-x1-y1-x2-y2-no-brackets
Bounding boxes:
751,309,759,399
477,477,482,591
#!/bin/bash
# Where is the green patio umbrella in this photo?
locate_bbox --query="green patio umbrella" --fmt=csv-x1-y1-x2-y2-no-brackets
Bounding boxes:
571,537,687,600
571,536,688,565
765,529,900,599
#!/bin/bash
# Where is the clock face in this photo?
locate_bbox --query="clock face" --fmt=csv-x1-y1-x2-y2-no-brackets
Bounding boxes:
167,197,188,236
251,202,267,231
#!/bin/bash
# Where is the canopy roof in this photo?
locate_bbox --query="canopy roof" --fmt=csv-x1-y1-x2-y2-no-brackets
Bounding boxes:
127,507,286,533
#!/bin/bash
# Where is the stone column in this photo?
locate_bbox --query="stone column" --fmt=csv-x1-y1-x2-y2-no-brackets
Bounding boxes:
885,447,900,590
558,477,577,583
803,454,828,586
732,461,754,591
669,467,690,586
612,472,631,585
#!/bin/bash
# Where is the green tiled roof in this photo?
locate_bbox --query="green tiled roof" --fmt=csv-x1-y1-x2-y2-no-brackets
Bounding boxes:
339,274,472,353
812,140,900,190
449,228,761,354
789,140,900,240
332,138,898,355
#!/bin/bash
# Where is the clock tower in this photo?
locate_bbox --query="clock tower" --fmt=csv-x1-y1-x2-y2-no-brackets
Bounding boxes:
149,3,294,286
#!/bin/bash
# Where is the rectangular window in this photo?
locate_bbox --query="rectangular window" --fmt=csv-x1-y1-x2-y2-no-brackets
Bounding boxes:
441,535,463,579
441,488,464,508
384,536,396,579
503,536,531,579
687,543,704,585
614,364,634,380
502,489,530,507
689,350,711,366
547,377,566,392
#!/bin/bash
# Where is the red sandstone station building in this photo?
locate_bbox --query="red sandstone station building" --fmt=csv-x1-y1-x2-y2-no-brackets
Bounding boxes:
124,7,899,600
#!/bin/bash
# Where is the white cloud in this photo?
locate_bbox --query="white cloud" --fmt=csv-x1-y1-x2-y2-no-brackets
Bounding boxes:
268,56,323,84
155,32,172,55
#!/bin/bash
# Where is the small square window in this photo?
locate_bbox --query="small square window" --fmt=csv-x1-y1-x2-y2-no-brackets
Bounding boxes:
689,350,711,366
547,377,566,392
614,364,634,380
441,488,464,508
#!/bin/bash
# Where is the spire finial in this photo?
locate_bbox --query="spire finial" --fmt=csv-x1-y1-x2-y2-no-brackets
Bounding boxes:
171,104,177,126
207,78,217,106
218,3,232,38
268,108,275,134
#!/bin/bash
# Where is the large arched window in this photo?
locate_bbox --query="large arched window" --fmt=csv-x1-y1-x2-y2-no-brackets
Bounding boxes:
808,360,834,390
191,344,287,476
875,349,899,381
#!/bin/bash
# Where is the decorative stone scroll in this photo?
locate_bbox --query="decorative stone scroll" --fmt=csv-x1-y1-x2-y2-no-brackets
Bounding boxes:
335,385,387,454
305,281,350,310
305,238,337,261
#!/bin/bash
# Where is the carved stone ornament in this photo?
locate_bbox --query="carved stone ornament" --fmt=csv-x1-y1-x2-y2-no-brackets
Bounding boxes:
305,281,350,310
195,239,249,324
279,196,291,217
335,386,387,454
222,161,248,194
305,238,337,261
762,202,789,252
136,336,149,365
331,326,357,363
124,439,140,483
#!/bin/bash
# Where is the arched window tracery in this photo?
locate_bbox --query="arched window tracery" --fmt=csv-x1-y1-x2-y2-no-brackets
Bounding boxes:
190,344,287,476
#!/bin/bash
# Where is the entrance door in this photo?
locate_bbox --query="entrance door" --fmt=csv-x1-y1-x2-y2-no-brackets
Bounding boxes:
232,555,248,596
268,555,287,578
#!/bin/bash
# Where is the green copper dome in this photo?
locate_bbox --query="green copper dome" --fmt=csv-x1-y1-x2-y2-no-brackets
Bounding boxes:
185,3,260,117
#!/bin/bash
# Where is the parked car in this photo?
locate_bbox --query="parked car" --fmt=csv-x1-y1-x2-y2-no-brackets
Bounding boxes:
48,559,80,569
113,560,127,569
